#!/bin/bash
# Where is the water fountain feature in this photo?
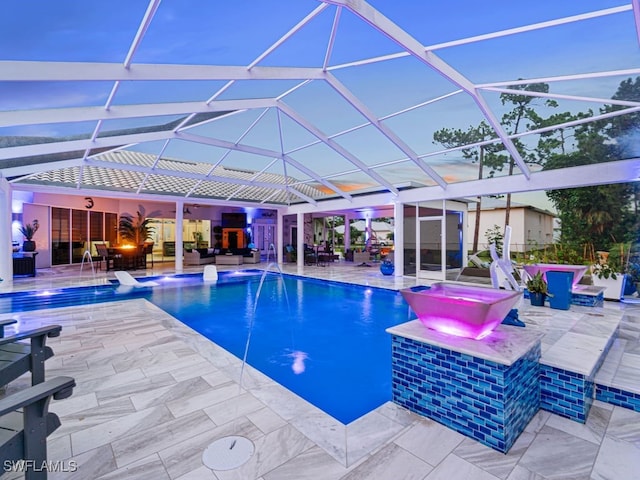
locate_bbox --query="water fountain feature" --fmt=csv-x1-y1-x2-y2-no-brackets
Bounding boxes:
391,231,542,453
387,305,541,453
400,282,522,340
203,244,290,471
79,250,97,286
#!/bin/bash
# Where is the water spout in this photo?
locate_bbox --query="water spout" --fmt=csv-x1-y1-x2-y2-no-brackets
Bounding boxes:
240,244,290,380
79,250,97,284
206,243,290,470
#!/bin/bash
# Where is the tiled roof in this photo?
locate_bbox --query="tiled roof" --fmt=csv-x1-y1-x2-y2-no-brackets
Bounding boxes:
20,150,331,205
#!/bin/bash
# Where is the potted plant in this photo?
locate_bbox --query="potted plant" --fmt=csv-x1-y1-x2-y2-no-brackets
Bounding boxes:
19,219,39,252
118,211,155,246
591,248,626,300
526,271,550,306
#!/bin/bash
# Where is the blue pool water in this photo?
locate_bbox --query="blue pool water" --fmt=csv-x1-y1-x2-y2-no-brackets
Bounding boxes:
1,271,410,424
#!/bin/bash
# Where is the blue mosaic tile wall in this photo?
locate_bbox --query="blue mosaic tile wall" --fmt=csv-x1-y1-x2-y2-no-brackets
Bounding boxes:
540,325,618,421
596,385,640,412
523,289,603,307
539,365,592,422
571,292,603,307
391,335,540,453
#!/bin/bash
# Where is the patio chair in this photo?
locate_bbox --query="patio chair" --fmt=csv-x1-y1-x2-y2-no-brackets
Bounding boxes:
0,319,17,338
95,243,117,272
469,253,490,269
0,376,75,480
0,324,62,389
143,242,154,268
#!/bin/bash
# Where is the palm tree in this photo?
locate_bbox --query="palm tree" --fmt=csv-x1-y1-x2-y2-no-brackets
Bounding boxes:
118,210,155,245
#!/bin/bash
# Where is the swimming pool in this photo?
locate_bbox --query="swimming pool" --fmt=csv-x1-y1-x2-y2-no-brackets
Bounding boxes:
1,271,410,424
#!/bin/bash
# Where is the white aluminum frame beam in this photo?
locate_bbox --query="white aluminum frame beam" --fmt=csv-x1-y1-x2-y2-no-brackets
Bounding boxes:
3,159,86,178
481,87,640,108
323,0,531,181
478,68,640,89
178,132,352,201
632,0,640,47
283,157,640,216
324,73,449,188
0,99,275,128
278,102,399,195
11,182,290,210
327,5,630,71
80,159,293,191
0,62,326,82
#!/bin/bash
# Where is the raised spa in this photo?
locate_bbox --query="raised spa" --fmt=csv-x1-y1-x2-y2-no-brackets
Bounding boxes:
400,282,522,340
522,263,588,289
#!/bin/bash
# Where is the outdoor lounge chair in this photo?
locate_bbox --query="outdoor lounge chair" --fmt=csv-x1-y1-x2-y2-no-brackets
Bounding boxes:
114,271,160,288
0,323,61,389
203,265,218,282
0,376,75,480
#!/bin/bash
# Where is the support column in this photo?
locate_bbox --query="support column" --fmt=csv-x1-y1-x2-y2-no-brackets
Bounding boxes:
393,201,404,277
277,210,284,264
344,213,351,254
296,212,304,267
175,201,184,272
365,215,372,248
441,199,447,282
0,178,12,291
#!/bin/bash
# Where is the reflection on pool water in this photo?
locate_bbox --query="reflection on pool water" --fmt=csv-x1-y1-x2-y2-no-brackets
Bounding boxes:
1,271,409,424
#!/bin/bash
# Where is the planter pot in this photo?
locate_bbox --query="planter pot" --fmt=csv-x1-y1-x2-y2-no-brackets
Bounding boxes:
380,262,394,276
623,274,637,296
529,292,546,307
546,270,573,310
22,240,36,252
592,274,625,300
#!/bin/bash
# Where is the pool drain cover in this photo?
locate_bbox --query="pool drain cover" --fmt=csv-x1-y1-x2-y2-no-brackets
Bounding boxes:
202,436,254,471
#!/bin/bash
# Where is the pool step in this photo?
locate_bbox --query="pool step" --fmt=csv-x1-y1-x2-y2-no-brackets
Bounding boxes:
594,328,640,413
0,285,128,313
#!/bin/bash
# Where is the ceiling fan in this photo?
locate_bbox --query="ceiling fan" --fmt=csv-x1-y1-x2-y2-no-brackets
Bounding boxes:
171,204,200,215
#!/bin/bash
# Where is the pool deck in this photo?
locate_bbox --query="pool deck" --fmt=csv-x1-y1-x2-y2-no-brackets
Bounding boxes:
2,260,640,479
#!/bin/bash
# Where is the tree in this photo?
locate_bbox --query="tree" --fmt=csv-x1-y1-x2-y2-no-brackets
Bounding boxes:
433,121,499,252
433,82,560,247
545,77,640,250
118,208,157,246
490,82,559,226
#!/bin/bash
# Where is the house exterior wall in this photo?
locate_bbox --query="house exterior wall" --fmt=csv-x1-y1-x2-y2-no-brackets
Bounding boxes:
467,207,555,253
15,192,277,267
523,208,554,249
